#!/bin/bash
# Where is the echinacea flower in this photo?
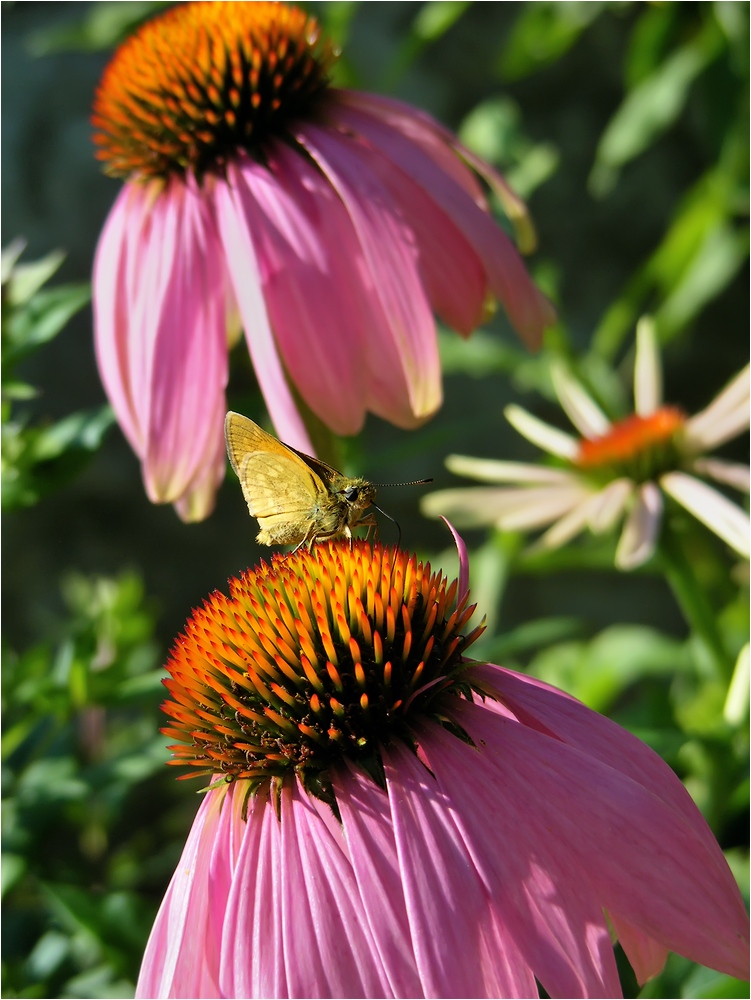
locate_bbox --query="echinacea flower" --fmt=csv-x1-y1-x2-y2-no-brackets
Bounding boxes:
91,1,554,522
422,319,750,569
137,536,748,998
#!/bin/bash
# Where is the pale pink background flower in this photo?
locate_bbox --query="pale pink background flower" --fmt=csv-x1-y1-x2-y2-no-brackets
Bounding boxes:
423,319,750,568
136,535,749,998
92,2,554,521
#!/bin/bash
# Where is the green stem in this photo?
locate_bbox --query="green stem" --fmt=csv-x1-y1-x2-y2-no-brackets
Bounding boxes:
657,524,733,681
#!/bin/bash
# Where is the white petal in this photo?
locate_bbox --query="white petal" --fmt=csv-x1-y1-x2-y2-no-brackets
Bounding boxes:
445,454,576,484
504,404,579,460
494,484,593,531
551,361,611,438
683,365,750,452
615,482,663,570
587,477,634,534
420,482,590,532
724,644,749,725
531,493,603,552
633,316,662,415
661,471,750,559
690,458,750,493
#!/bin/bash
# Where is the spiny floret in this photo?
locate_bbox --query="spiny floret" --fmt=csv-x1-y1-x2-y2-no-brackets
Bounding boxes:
161,541,483,798
92,1,336,179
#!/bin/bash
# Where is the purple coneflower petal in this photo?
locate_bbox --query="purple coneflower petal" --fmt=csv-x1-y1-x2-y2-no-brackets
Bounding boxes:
225,146,368,436
297,123,442,428
445,455,576,483
385,739,541,998
418,719,622,998
331,96,554,347
633,317,662,416
551,362,611,439
451,694,750,983
215,168,315,453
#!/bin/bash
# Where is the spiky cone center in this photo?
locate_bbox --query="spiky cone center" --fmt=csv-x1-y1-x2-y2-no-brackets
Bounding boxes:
92,1,336,180
161,541,483,801
575,407,686,483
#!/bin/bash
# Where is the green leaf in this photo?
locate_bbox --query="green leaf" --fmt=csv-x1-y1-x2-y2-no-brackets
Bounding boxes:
590,20,724,196
1,853,27,898
380,0,472,90
4,283,91,366
499,2,608,81
5,250,65,307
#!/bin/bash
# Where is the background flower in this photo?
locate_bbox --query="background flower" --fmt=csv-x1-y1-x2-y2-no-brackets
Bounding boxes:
91,0,553,521
422,319,750,569
137,540,748,998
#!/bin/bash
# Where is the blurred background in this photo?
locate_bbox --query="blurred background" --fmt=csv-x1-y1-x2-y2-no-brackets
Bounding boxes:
2,3,748,997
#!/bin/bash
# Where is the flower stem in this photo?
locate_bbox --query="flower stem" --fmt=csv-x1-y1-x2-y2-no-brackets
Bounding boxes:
657,524,733,681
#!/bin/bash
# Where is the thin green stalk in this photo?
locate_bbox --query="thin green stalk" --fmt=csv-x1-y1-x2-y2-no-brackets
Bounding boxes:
658,524,733,681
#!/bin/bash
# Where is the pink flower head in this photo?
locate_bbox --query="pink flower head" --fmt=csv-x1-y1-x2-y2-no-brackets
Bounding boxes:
91,1,554,521
138,539,748,998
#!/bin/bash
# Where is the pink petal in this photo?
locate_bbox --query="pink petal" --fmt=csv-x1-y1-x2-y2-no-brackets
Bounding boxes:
333,764,423,997
220,789,288,999
171,407,227,522
92,183,145,455
324,111,488,335
440,517,470,603
214,169,314,453
226,147,368,436
328,98,555,347
452,697,750,981
383,740,540,998
94,178,230,507
295,123,442,428
136,788,226,999
608,913,669,984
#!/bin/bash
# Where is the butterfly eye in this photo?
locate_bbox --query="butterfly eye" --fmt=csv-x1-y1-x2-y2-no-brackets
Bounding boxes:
343,486,360,502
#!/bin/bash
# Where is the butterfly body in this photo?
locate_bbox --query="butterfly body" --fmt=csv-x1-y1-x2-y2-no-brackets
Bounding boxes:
224,412,377,548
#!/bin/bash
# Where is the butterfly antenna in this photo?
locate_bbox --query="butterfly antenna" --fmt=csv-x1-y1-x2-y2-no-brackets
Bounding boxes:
370,478,433,488
371,503,402,547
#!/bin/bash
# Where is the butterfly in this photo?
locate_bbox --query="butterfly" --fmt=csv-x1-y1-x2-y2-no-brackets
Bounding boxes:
224,411,378,548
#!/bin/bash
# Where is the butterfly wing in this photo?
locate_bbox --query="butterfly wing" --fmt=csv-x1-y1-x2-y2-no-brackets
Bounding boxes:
224,413,327,541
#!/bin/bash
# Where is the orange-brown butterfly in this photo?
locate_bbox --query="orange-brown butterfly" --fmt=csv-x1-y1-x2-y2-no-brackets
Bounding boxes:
226,412,429,548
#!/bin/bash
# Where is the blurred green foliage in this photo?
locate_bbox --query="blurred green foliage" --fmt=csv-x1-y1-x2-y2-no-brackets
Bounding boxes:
2,244,114,511
2,2,748,998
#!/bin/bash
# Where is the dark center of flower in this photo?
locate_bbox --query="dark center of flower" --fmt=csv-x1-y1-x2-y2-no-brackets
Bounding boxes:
92,1,335,180
162,541,483,801
575,407,686,483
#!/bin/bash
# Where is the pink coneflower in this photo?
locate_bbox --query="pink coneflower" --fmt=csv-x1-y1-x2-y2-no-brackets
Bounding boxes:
91,1,554,522
422,319,750,568
137,538,748,998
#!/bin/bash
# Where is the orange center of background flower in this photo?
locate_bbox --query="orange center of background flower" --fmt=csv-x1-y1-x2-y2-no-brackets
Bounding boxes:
161,541,482,800
576,407,685,470
92,1,335,179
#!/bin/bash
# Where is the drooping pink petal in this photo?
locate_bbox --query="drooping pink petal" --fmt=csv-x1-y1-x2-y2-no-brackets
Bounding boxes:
328,98,555,347
469,664,738,875
333,764,423,998
136,788,226,1000
93,177,230,509
323,112,488,335
277,779,392,998
214,169,314,453
414,722,621,999
450,697,750,981
296,123,442,428
220,788,288,1000
608,913,669,985
224,147,368,436
93,182,149,455
172,406,227,523
383,740,540,998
